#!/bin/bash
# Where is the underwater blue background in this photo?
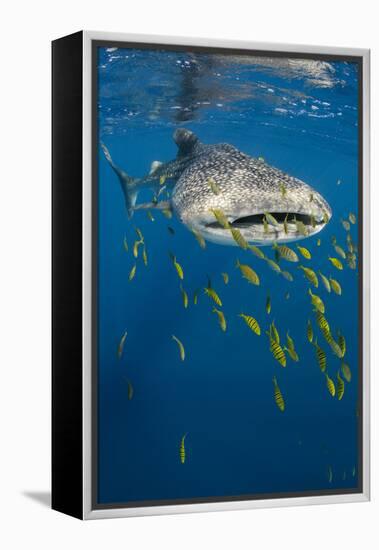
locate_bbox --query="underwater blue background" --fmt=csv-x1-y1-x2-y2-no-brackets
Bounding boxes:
96,47,360,505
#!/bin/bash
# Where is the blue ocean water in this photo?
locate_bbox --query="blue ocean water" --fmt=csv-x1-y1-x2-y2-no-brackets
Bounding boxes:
97,46,360,505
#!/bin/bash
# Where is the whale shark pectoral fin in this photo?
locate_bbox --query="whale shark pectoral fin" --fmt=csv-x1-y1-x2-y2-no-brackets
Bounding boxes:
100,142,138,218
173,128,200,158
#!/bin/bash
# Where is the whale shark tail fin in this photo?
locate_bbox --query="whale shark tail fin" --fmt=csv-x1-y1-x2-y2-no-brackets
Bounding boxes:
100,142,138,218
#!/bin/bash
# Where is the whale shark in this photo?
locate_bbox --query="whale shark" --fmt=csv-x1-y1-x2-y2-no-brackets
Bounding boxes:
101,128,332,247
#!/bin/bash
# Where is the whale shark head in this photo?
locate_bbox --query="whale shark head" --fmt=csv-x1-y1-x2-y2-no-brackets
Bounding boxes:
171,135,332,246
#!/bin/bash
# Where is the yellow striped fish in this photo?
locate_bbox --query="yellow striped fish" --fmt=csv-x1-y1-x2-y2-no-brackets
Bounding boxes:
179,433,188,464
142,246,148,266
213,307,227,332
281,270,294,282
222,272,229,285
337,371,345,400
307,320,314,343
264,212,280,227
210,208,230,229
296,245,311,259
285,345,299,362
180,284,189,308
191,227,206,249
341,362,351,383
329,277,342,295
204,284,222,307
273,377,285,411
230,227,249,249
274,244,299,262
298,266,318,287
117,330,128,359
133,239,142,258
318,271,331,293
249,245,266,259
169,253,184,280
266,294,271,314
338,332,346,357
172,335,185,361
341,219,350,231
123,235,129,252
239,314,261,336
129,263,137,282
265,258,281,274
349,212,356,224
309,289,325,314
236,259,260,285
315,312,330,334
269,337,286,367
208,177,221,195
325,373,336,397
315,341,326,372
269,321,280,345
334,245,346,259
193,289,199,305
328,256,344,270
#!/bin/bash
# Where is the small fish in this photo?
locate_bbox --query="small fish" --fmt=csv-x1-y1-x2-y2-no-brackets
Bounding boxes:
133,239,142,258
191,227,206,249
123,377,134,400
329,277,342,295
334,245,346,259
307,320,314,343
322,210,330,224
162,208,173,219
159,174,167,186
341,219,351,231
210,208,230,229
285,291,290,300
348,212,356,224
323,332,344,359
180,284,189,308
317,238,321,246
279,183,287,197
281,270,294,282
249,245,266,259
179,433,187,464
167,226,175,236
266,295,271,314
315,341,326,372
325,373,336,397
129,263,137,281
169,253,184,280
142,246,148,266
274,244,299,263
273,377,285,411
135,227,144,242
207,176,221,195
213,307,227,332
123,235,129,252
283,213,289,235
310,214,316,228
299,266,318,288
337,371,345,400
265,258,281,274
117,330,128,359
193,289,199,305
221,272,229,285
204,283,222,307
264,211,280,227
263,216,269,234
230,227,249,249
172,335,185,361
296,245,311,260
346,252,357,270
236,259,260,285
315,311,330,335
327,465,333,483
328,257,343,270
296,220,308,236
285,345,299,362
318,271,331,293
269,337,286,367
239,313,261,335
341,362,351,383
269,321,280,344
308,288,325,313
286,332,295,352
338,332,346,357
147,210,155,222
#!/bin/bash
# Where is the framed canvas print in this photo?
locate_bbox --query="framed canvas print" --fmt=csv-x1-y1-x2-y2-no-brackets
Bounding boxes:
52,31,370,519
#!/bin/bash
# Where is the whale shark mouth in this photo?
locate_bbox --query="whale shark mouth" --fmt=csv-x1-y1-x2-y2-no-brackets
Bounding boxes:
206,212,324,230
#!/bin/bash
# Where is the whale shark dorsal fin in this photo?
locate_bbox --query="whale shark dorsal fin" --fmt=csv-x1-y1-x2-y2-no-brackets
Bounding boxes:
173,128,200,158
149,160,163,175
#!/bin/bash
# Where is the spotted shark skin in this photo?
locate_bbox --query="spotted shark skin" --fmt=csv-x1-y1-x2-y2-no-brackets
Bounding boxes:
101,128,332,246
